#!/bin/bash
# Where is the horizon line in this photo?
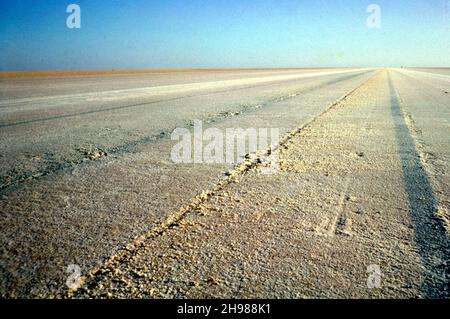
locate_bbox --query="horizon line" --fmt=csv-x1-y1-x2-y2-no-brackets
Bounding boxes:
1,67,448,79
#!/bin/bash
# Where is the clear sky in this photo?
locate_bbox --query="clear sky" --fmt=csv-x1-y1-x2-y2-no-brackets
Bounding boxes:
0,0,449,70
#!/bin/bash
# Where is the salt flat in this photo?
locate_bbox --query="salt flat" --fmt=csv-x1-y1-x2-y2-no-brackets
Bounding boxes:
0,68,448,298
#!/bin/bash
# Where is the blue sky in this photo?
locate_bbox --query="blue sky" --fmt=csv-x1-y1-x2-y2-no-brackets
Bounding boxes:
0,0,449,70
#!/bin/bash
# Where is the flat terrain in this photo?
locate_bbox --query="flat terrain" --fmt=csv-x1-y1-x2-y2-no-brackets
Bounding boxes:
0,68,448,298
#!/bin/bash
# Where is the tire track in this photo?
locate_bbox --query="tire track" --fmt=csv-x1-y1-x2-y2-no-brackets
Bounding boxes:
387,72,449,298
391,71,450,232
0,72,370,194
67,71,381,298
